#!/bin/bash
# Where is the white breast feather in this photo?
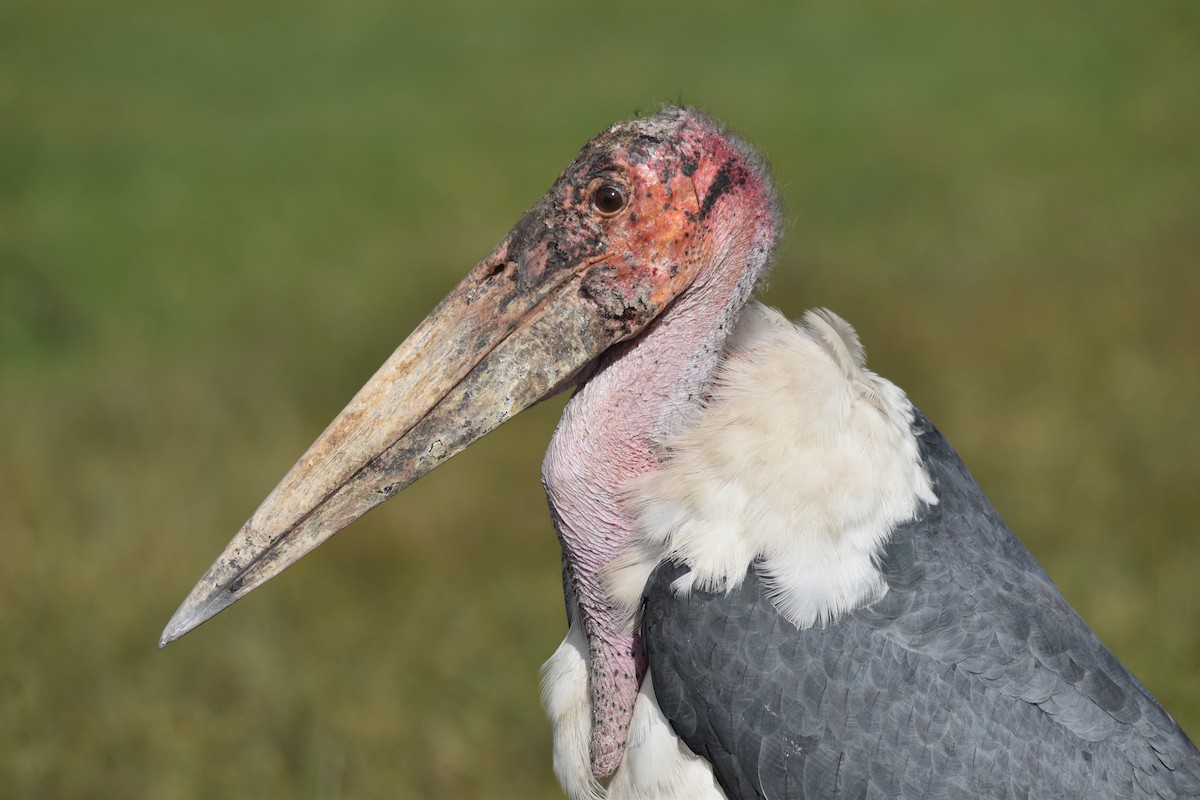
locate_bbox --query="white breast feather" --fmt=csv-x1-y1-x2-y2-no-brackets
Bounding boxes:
610,303,937,629
541,620,726,800
606,674,727,799
541,621,601,800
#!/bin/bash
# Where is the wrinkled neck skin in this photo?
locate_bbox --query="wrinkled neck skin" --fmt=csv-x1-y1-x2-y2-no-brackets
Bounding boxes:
541,213,775,781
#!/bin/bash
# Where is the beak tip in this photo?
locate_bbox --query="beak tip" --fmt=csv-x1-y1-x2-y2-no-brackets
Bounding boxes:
157,585,237,649
157,609,194,649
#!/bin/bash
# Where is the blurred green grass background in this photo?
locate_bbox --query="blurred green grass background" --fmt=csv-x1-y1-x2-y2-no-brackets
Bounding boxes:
2,0,1197,796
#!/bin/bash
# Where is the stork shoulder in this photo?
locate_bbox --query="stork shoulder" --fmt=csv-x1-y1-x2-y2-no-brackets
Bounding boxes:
610,303,936,629
641,414,1200,798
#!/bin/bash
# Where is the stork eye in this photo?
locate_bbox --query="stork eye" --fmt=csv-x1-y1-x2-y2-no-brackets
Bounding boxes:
591,184,626,216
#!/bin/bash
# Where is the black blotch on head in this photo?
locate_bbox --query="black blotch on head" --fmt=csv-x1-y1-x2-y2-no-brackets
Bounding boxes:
699,158,743,221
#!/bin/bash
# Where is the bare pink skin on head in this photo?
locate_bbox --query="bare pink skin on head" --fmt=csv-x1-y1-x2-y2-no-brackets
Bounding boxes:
159,105,780,785
541,108,781,780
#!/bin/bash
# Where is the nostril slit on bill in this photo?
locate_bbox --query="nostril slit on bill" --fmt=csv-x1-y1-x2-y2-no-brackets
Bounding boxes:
479,260,516,282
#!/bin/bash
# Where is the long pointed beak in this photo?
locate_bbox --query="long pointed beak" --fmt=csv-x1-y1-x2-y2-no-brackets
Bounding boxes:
160,237,628,646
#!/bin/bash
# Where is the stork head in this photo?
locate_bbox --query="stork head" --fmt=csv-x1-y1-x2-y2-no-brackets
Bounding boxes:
160,107,779,646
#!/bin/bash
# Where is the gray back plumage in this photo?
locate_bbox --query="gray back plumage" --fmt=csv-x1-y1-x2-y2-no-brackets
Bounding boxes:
643,412,1200,799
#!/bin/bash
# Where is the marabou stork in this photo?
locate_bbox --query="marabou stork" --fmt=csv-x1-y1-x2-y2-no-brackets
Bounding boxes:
161,108,1200,799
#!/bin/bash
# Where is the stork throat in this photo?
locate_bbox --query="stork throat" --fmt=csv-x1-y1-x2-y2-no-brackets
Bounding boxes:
543,426,654,780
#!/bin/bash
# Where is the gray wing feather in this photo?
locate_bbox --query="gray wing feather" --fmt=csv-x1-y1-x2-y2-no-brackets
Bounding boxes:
642,412,1200,799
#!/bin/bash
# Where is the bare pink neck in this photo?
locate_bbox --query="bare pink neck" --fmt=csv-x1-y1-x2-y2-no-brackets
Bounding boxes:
541,211,775,779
